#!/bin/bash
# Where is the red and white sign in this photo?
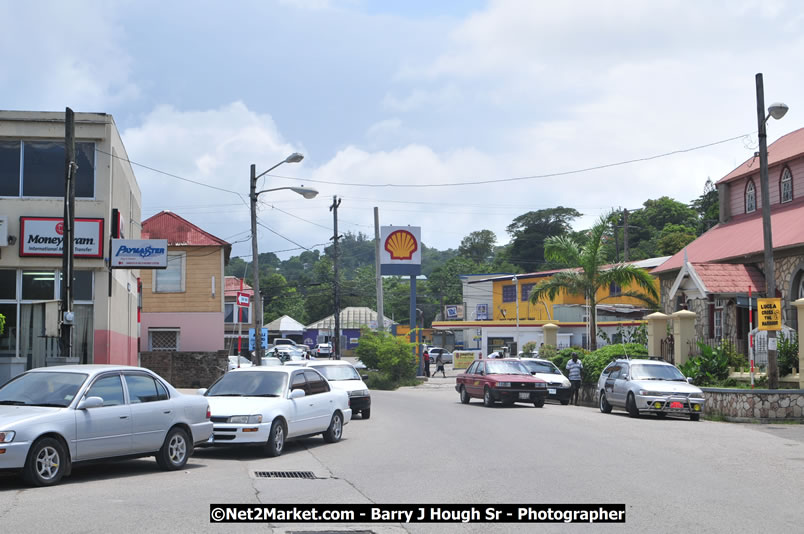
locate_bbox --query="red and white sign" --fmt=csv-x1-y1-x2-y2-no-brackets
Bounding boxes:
237,292,250,307
20,217,104,258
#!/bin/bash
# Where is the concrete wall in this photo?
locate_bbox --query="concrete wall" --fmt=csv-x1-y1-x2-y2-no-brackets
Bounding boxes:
140,311,224,351
140,350,227,389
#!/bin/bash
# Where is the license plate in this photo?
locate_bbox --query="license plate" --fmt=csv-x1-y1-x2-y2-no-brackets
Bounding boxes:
518,392,530,400
548,388,556,395
669,401,684,409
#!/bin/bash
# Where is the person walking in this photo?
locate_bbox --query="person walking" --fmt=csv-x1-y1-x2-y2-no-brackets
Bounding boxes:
566,352,583,406
423,350,431,377
434,354,447,378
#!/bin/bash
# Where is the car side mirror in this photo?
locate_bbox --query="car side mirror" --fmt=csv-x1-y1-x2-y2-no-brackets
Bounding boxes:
197,388,208,396
77,396,104,410
290,388,306,399
361,374,368,381
687,377,694,384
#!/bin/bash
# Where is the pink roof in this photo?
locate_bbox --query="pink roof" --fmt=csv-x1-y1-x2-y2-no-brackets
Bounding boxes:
653,198,804,273
224,276,254,297
691,263,765,294
717,127,804,185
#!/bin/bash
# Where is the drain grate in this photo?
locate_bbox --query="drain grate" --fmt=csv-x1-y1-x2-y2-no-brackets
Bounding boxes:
254,470,318,479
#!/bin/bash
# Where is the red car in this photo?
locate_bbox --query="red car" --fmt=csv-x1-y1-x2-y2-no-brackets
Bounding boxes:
455,359,548,407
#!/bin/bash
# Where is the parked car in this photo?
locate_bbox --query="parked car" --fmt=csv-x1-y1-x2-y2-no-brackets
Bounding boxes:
273,338,298,347
268,345,306,362
228,355,253,371
597,358,705,421
455,359,548,408
0,365,212,486
314,343,333,358
515,358,572,405
427,347,453,364
306,360,371,419
200,367,351,456
259,357,283,366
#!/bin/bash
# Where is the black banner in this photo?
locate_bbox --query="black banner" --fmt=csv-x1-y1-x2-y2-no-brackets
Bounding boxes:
209,503,626,524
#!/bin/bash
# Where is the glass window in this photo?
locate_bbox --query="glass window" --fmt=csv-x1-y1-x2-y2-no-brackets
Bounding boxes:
781,168,793,203
124,374,164,403
225,302,250,323
714,310,723,340
22,141,94,198
59,271,93,302
85,375,125,406
609,282,622,296
521,283,534,301
607,365,621,380
304,370,329,395
291,372,307,392
206,370,287,397
466,361,477,374
154,252,185,292
0,141,21,196
313,364,360,381
502,285,516,303
21,271,55,300
0,371,87,407
745,180,756,213
0,269,16,299
155,379,169,400
0,303,17,357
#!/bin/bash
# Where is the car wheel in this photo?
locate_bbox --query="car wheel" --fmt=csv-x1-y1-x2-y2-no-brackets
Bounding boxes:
690,413,700,422
361,408,371,419
483,387,495,407
599,391,612,413
533,397,545,408
265,419,286,457
23,437,67,487
560,399,570,406
323,412,343,443
459,386,470,404
626,393,640,418
156,427,190,470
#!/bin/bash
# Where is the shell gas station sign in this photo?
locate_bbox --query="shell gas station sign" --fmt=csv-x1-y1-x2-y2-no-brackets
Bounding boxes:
380,226,421,276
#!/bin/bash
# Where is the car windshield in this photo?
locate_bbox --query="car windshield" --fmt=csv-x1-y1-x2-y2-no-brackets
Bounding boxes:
314,365,360,381
206,371,288,397
630,364,686,381
0,371,88,407
486,361,530,375
520,360,561,375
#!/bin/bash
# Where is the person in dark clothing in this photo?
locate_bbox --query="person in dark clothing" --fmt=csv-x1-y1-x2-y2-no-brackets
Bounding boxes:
434,355,447,378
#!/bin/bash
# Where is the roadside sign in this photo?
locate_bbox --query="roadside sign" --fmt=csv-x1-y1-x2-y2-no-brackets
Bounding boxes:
453,351,480,369
237,292,250,307
757,298,781,330
249,328,269,350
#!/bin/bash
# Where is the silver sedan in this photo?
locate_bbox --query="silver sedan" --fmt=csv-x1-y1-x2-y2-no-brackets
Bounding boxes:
0,365,212,486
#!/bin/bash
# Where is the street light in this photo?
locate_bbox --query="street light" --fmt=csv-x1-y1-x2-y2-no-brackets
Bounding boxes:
755,73,788,389
250,153,318,366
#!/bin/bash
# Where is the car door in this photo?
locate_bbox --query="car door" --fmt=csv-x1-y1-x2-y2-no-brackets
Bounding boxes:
304,370,333,431
468,361,486,398
74,373,132,460
602,365,620,405
287,371,316,436
612,363,631,407
124,373,173,453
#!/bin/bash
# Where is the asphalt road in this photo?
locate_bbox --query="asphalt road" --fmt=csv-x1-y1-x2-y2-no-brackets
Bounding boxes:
2,380,804,533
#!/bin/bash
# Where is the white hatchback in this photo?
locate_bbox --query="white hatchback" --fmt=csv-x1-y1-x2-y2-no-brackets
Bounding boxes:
200,367,351,456
305,360,371,419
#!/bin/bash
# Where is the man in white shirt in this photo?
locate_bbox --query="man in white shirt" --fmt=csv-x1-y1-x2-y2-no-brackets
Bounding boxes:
566,352,583,405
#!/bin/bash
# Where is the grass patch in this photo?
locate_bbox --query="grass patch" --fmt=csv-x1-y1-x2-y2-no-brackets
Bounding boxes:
365,370,424,390
704,414,727,422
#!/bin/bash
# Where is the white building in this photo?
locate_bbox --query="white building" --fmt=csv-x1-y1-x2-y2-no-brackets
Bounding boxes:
0,111,141,381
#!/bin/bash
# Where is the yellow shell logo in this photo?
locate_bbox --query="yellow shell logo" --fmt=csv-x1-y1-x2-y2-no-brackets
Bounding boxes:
385,230,418,260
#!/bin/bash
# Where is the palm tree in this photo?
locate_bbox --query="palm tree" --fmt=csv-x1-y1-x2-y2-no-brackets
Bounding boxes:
528,214,659,350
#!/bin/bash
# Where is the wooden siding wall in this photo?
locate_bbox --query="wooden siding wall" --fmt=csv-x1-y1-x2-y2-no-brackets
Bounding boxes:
728,157,804,216
141,246,224,313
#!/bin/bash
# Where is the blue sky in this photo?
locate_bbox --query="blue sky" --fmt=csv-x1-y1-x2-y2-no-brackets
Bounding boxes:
3,0,804,261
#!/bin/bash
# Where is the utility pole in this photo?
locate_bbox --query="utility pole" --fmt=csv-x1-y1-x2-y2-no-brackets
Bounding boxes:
330,196,342,359
756,73,779,389
623,208,630,262
60,107,76,359
250,164,265,365
373,207,384,331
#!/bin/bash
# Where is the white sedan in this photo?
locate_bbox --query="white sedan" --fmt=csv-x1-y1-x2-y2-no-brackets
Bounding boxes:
199,367,351,457
0,365,212,486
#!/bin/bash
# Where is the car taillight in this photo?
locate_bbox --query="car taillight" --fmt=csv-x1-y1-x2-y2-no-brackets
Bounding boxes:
206,405,211,419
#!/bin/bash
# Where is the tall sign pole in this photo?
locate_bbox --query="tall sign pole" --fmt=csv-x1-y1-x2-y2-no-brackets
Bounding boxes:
374,207,384,331
330,196,342,359
60,107,76,359
250,164,265,366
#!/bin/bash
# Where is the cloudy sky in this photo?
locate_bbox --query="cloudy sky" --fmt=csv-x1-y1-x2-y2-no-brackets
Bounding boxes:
4,0,803,260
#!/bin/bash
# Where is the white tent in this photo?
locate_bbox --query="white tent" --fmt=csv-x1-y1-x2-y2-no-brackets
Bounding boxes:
266,315,305,336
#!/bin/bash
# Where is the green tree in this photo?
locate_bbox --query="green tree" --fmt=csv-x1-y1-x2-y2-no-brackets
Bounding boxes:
458,230,497,264
529,213,659,350
506,207,582,272
690,178,719,234
627,197,699,259
428,256,482,307
656,223,697,256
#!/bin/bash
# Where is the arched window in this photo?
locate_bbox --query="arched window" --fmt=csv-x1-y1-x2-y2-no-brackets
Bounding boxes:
780,167,793,203
745,179,757,213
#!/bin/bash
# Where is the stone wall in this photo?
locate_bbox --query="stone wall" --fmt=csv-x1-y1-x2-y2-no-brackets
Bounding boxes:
140,350,228,389
701,387,804,422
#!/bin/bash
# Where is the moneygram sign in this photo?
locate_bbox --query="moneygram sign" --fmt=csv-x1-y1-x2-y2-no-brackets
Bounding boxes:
111,239,168,269
20,217,104,258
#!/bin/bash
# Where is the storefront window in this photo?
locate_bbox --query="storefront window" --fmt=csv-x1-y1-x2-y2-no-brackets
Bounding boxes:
21,271,56,300
0,303,17,357
59,271,94,302
0,141,21,196
0,269,16,299
21,141,95,198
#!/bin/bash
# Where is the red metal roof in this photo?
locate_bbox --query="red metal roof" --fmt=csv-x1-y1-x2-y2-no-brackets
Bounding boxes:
691,263,765,294
717,127,804,185
142,211,231,263
224,276,254,297
653,199,804,273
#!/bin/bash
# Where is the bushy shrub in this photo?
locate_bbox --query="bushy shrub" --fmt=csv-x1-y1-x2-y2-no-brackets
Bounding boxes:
546,347,590,376
580,343,648,385
678,341,730,386
521,341,539,357
778,332,799,377
538,345,557,360
355,330,417,388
